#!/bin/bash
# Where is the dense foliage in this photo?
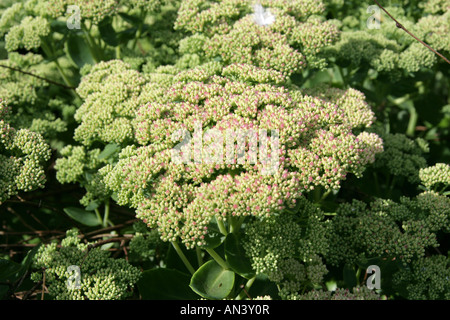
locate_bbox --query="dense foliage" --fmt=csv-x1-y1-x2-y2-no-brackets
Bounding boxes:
0,0,449,301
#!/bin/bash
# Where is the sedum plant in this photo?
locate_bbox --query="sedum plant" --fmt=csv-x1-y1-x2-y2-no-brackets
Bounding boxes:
0,98,51,204
30,229,141,300
0,0,449,302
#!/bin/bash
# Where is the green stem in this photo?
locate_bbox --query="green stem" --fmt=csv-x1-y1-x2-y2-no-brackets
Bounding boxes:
373,172,381,197
205,248,229,270
236,276,256,300
216,216,228,236
320,189,332,202
40,39,78,95
312,186,322,203
82,23,102,62
171,241,195,275
53,59,76,90
94,208,102,225
195,246,203,267
356,267,362,285
406,104,418,137
230,216,246,233
103,199,110,228
131,10,147,50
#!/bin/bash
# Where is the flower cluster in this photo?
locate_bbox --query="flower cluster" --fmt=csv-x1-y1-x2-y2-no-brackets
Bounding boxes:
327,191,450,266
175,0,339,73
325,3,448,77
416,10,450,55
5,16,50,52
47,0,119,24
419,163,450,191
0,2,23,36
31,228,141,300
0,98,51,204
392,254,450,300
74,60,147,146
419,0,450,14
78,61,383,249
0,52,73,140
372,132,428,185
128,221,169,266
242,197,329,295
54,145,110,206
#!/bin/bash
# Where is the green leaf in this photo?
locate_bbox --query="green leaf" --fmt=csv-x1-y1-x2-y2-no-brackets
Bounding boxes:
50,20,71,35
343,263,357,289
0,246,41,299
98,143,120,160
0,245,40,282
166,244,198,272
224,233,255,279
65,34,95,68
200,217,226,249
0,259,20,282
85,200,100,211
355,257,382,270
189,260,235,300
247,273,279,299
63,207,101,227
138,268,199,300
118,13,141,25
98,18,118,46
117,27,138,44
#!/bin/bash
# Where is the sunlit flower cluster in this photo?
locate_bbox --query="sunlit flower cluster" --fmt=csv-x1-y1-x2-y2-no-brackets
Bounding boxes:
69,61,385,249
0,98,51,204
175,0,339,73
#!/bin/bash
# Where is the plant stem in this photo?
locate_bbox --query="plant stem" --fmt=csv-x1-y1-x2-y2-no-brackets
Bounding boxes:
372,0,450,65
82,23,102,62
40,39,78,95
103,199,110,228
131,10,147,50
195,246,203,267
94,208,102,225
320,189,332,202
171,241,195,275
312,186,322,203
216,216,228,236
230,216,246,233
406,104,418,137
236,276,256,300
373,172,381,197
205,248,229,270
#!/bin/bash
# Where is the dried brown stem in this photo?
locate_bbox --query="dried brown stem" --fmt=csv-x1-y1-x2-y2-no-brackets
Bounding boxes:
372,0,450,65
0,63,76,89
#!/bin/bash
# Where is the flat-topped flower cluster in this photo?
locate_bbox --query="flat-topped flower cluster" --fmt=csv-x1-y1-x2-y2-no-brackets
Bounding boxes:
175,0,340,73
0,98,51,204
56,59,383,249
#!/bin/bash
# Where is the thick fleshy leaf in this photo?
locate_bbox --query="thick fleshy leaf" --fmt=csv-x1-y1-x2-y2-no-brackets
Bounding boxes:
98,18,118,46
201,217,226,249
98,143,120,160
224,233,255,279
65,34,95,68
189,260,235,300
63,207,101,227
